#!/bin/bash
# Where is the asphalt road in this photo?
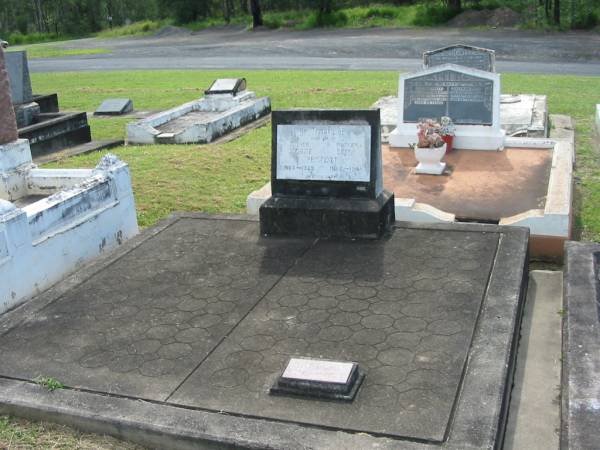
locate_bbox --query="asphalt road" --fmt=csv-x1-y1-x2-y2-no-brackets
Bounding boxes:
28,26,600,75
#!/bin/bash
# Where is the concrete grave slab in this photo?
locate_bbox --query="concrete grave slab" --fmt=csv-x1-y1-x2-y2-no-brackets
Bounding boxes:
127,81,271,145
94,98,133,116
562,241,600,450
0,215,529,449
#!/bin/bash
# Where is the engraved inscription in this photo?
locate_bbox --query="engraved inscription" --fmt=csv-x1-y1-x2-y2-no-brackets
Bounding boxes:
282,358,354,384
426,46,493,72
276,124,371,182
404,70,494,125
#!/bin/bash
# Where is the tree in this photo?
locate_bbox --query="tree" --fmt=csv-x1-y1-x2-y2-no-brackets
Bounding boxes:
249,0,263,27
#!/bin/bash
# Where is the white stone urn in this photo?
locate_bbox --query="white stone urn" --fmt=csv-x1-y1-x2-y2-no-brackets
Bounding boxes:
414,144,447,175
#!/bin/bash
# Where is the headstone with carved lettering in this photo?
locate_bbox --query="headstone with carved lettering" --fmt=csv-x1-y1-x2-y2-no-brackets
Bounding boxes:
0,47,18,145
260,109,395,239
389,63,505,151
423,44,495,72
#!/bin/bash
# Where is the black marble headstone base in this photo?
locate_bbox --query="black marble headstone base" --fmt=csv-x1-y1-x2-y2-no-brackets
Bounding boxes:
259,191,395,239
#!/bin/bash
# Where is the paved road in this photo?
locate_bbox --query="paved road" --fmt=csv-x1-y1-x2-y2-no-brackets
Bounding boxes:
29,26,600,75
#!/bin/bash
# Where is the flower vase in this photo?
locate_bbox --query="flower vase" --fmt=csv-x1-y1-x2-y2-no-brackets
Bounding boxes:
414,144,447,175
442,135,454,153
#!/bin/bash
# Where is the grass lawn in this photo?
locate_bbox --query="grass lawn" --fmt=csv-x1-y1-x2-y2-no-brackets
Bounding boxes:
34,70,600,241
0,415,143,449
7,43,110,59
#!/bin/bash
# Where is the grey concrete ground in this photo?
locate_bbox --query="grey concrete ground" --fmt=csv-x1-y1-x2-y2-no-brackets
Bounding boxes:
0,214,529,449
504,270,562,450
28,26,600,75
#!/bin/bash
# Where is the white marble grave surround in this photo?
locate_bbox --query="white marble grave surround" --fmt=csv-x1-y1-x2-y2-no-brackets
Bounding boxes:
276,124,371,182
389,64,505,151
0,141,138,314
127,90,270,145
282,358,354,384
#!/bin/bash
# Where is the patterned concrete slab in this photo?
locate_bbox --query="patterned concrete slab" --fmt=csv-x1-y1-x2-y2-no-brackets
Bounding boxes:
0,214,529,449
0,216,312,399
170,229,498,442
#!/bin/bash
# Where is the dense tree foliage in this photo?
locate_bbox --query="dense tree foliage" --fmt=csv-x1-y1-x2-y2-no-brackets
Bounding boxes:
0,0,598,39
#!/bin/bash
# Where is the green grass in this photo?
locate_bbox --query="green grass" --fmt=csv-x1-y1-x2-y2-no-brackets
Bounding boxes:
0,415,144,449
7,43,109,59
95,20,170,38
185,4,419,30
32,70,600,240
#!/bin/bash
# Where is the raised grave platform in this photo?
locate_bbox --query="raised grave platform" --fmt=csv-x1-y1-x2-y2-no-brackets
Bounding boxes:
0,214,528,449
127,79,271,145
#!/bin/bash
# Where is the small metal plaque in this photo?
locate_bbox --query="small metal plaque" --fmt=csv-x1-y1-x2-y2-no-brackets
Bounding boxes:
282,358,354,384
205,78,246,96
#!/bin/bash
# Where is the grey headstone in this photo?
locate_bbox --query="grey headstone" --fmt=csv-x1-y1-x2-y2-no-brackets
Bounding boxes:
5,51,33,104
205,78,246,96
94,98,133,116
424,44,495,72
404,69,494,125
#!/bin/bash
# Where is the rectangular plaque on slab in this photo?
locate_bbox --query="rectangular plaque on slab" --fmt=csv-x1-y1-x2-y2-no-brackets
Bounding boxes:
423,44,495,72
404,68,494,125
205,78,247,96
270,357,365,401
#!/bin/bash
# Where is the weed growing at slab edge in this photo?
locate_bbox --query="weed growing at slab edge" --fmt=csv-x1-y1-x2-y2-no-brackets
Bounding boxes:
34,376,64,392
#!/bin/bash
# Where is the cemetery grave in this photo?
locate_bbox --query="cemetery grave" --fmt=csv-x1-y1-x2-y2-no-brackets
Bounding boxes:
6,51,120,161
306,43,571,260
127,77,271,145
0,47,138,314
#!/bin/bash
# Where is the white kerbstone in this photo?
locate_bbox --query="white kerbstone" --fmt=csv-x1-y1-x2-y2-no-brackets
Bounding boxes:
0,143,138,314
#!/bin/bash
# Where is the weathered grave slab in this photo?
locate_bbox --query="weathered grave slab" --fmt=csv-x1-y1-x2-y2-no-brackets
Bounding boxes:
94,98,133,116
563,241,600,450
127,79,271,145
0,214,529,449
423,44,495,72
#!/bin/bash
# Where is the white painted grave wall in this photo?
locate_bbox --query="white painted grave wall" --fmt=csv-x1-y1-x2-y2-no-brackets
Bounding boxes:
0,142,138,314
